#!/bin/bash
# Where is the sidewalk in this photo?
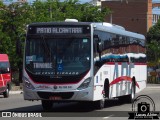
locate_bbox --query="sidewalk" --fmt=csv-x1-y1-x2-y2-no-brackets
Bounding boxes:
10,86,23,95
146,83,160,88
10,90,23,94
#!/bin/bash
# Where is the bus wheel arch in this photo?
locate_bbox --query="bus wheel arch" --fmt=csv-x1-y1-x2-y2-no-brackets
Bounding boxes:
131,77,136,100
104,78,109,98
95,78,110,110
126,77,136,103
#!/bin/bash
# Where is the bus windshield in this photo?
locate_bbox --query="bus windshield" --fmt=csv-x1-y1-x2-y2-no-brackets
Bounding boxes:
25,37,91,76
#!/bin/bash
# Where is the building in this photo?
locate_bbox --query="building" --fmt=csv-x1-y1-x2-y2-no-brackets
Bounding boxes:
102,0,152,36
152,2,160,25
153,14,160,25
91,0,101,6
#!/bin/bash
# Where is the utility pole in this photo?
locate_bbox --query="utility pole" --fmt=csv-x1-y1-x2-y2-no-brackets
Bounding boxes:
49,5,52,19
110,14,112,24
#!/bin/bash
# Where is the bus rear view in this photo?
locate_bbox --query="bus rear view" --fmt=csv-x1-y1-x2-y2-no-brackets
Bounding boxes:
23,21,93,110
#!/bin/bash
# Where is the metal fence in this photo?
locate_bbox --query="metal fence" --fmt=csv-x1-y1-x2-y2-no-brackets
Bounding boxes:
147,71,160,84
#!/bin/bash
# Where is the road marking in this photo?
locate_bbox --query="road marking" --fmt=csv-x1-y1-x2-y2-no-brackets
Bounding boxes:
103,114,114,119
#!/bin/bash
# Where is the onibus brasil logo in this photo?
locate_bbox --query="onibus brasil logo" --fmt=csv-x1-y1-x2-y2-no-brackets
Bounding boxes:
128,95,159,119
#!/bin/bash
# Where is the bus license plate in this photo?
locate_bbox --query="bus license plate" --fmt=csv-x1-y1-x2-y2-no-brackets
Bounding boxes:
49,96,62,100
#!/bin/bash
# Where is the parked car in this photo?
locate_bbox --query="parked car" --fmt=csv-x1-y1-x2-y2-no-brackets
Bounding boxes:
0,54,11,98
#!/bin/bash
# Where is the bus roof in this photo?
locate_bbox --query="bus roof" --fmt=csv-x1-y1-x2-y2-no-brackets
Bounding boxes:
93,22,145,40
29,21,91,26
28,21,145,40
0,54,9,62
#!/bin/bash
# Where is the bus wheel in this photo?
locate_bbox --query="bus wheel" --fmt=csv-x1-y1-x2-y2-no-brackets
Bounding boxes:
127,80,135,103
95,99,105,109
41,100,53,111
3,86,9,98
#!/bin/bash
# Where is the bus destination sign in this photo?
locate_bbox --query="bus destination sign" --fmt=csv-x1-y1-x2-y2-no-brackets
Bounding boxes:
36,27,83,34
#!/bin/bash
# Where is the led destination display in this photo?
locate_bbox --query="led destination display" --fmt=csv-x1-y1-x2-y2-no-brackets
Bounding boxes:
36,27,83,34
28,25,90,35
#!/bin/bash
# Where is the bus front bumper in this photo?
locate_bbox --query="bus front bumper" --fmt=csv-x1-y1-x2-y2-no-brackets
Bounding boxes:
23,87,93,101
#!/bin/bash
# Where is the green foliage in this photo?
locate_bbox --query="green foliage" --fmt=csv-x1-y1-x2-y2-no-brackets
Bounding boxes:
0,0,111,71
147,20,160,63
147,40,160,62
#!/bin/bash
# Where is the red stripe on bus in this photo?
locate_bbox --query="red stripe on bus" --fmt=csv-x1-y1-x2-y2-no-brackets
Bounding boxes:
109,76,140,88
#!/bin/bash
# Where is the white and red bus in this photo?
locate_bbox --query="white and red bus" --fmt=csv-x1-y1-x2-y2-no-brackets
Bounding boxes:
22,19,147,110
0,54,11,98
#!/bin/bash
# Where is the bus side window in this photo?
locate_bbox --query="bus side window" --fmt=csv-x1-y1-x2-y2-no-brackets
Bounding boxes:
94,35,102,61
130,57,134,63
93,40,97,54
94,35,102,52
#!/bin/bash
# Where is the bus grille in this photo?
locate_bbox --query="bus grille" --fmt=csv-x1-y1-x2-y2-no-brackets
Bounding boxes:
37,92,74,99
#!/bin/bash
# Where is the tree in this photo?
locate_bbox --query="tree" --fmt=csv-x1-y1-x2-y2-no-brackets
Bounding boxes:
0,2,31,69
0,0,111,72
147,20,160,64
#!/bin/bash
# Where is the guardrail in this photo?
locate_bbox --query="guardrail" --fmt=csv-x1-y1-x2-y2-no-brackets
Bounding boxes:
148,71,160,84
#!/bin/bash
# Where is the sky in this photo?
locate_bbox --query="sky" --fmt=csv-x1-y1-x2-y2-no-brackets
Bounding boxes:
152,0,160,15
2,0,160,15
2,0,91,4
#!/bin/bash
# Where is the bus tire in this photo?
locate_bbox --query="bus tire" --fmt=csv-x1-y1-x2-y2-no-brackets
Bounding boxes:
104,79,109,98
127,78,136,103
41,100,53,111
95,99,105,109
3,85,9,98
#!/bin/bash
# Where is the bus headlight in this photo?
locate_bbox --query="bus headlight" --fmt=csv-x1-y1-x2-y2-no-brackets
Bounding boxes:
23,77,35,90
77,77,91,90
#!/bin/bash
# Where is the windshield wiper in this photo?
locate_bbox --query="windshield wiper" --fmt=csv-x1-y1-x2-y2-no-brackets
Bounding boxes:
41,36,52,62
41,36,57,73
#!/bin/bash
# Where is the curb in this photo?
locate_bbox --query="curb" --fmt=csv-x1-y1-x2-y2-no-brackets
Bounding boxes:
147,84,160,88
9,91,23,94
146,86,160,89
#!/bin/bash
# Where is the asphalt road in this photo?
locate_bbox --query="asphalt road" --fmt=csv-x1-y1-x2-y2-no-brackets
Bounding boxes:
0,84,160,120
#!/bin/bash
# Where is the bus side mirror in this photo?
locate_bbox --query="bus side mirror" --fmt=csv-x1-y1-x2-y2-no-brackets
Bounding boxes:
97,42,102,53
94,35,102,53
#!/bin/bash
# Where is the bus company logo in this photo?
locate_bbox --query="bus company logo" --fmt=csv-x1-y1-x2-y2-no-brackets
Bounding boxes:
128,95,159,119
36,85,51,89
2,112,11,117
